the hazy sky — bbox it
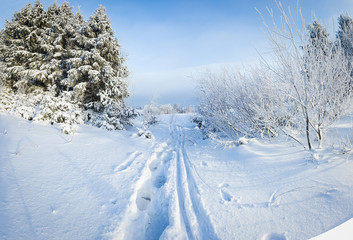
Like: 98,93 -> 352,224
1,0 -> 353,106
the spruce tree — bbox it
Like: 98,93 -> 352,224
68,5 -> 129,111
65,5 -> 130,130
337,14 -> 353,59
337,14 -> 353,84
44,1 -> 75,92
0,1 -> 48,92
0,1 -> 132,131
307,20 -> 330,51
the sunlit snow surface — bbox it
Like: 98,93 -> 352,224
1,112 -> 353,239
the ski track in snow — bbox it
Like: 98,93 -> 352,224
2,114 -> 353,239
169,122 -> 218,240
114,151 -> 143,172
114,115 -> 218,240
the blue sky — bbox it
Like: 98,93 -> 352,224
1,0 -> 353,106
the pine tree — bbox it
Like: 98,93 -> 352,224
44,1 -> 76,93
0,1 -> 132,131
0,1 -> 48,93
307,20 -> 330,53
337,14 -> 353,59
69,5 -> 129,110
65,5 -> 130,130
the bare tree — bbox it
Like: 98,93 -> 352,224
197,2 -> 352,150
197,67 -> 284,140
257,1 -> 352,149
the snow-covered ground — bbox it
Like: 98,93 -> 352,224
1,112 -> 353,239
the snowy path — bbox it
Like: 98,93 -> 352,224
162,117 -> 217,240
113,140 -> 171,239
114,115 -> 218,240
2,113 -> 353,239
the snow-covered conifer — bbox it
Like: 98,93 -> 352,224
66,5 -> 130,129
337,14 -> 353,59
0,1 -> 49,92
307,20 -> 331,55
70,6 -> 129,110
0,1 -> 132,131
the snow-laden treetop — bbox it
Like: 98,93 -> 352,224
0,1 -> 134,132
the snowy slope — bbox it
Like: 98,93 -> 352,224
0,113 -> 153,239
1,112 -> 353,239
311,218 -> 353,240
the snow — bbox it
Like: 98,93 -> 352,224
311,218 -> 353,240
1,112 -> 353,239
0,113 -> 151,239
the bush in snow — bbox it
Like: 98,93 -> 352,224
0,1 -> 132,131
142,104 -> 159,128
259,4 -> 352,149
85,101 -> 137,131
0,85 -> 83,134
197,68 -> 283,140
158,104 -> 174,114
197,4 -> 353,149
0,86 -> 37,119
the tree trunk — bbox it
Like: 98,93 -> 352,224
317,126 -> 322,148
306,115 -> 312,150
317,126 -> 322,141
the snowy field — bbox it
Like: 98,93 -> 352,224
1,112 -> 353,239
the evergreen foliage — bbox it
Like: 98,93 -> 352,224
0,1 -> 133,132
337,14 -> 353,84
337,14 -> 353,59
307,20 -> 331,55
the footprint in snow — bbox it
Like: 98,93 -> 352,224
149,160 -> 160,171
136,191 -> 152,211
262,232 -> 287,240
50,206 -> 57,215
221,189 -> 233,202
154,175 -> 166,188
219,183 -> 233,202
219,183 -> 230,188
